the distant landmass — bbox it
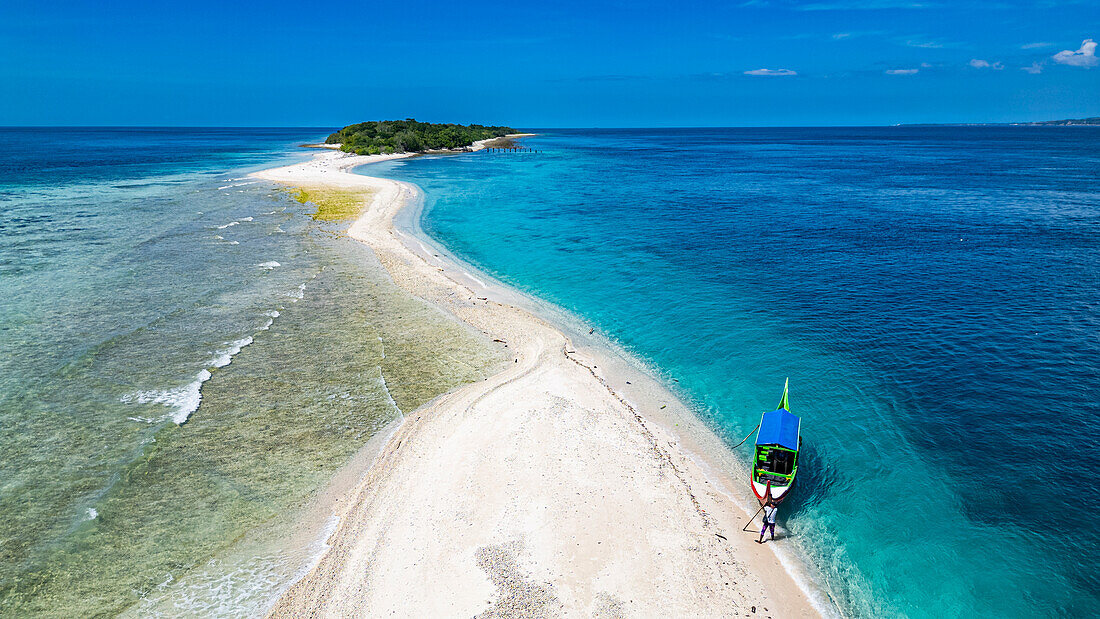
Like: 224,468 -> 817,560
901,117 -> 1100,127
326,119 -> 516,155
1014,117 -> 1100,126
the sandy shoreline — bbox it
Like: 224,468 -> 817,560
251,148 -> 824,617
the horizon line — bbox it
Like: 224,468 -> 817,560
3,122 -> 1097,130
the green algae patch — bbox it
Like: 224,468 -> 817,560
291,187 -> 374,222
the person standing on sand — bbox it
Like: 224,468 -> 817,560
758,499 -> 778,543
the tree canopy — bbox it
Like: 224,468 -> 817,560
326,119 -> 517,155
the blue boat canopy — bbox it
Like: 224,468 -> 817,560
756,408 -> 801,450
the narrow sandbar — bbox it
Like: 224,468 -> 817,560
251,149 -> 822,617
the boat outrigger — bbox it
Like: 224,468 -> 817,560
751,379 -> 802,505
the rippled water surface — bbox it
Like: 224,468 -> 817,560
0,128 -> 499,615
367,128 -> 1100,617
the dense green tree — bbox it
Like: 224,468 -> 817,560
326,119 -> 516,154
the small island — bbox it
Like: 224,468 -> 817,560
326,119 -> 517,155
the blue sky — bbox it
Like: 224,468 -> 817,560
0,0 -> 1096,126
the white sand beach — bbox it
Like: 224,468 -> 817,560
251,149 -> 821,617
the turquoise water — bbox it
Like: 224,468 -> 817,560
366,128 -> 1100,617
0,128 -> 499,615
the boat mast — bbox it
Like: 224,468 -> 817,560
777,377 -> 789,411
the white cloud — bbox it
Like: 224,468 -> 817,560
800,1 -> 937,9
833,33 -> 851,40
969,59 -> 1004,70
743,68 -> 798,76
886,68 -> 919,75
1053,39 -> 1098,67
906,39 -> 944,49
1020,42 -> 1051,49
1021,62 -> 1043,74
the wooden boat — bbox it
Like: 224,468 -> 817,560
751,378 -> 802,504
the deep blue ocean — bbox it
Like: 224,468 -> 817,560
366,128 -> 1100,617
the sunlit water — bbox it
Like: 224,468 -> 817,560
0,128 -> 498,616
366,128 -> 1100,617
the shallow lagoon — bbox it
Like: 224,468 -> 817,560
0,129 -> 499,615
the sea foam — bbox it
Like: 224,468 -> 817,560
122,335 -> 257,425
260,310 -> 280,331
216,181 -> 259,190
122,370 -> 211,425
209,337 -> 254,370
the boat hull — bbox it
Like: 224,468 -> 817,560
752,478 -> 793,504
